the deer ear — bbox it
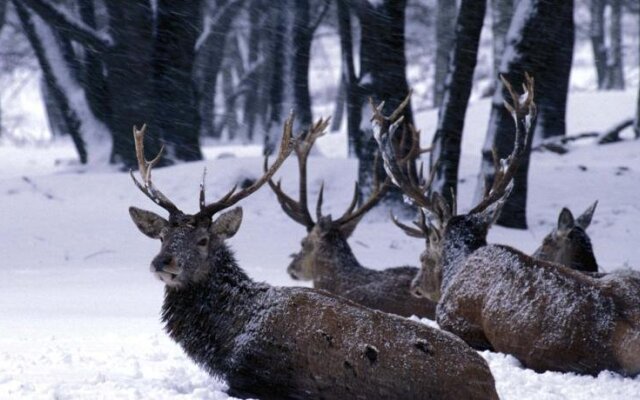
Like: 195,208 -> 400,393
211,207 -> 243,239
576,201 -> 597,230
557,208 -> 575,233
129,207 -> 168,239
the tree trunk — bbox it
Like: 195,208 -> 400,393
433,0 -> 457,108
490,0 -> 513,84
336,0 -> 359,156
606,0 -> 625,90
331,77 -> 346,132
292,0 -> 313,129
354,0 -> 414,205
636,11 -> 640,139
197,0 -> 244,140
103,0 -> 155,166
476,0 -> 574,229
242,0 -> 265,142
430,0 -> 487,208
590,0 -> 607,89
15,2 -> 87,162
533,0 -> 574,140
152,0 -> 202,161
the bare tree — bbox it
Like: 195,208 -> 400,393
429,0 -> 487,207
477,0 -> 574,229
490,0 -> 514,84
433,0 -> 456,108
590,0 -> 625,90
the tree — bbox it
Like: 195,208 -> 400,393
17,0 -> 209,166
490,0 -> 514,84
590,0 -> 625,90
476,0 -> 574,229
429,0 -> 487,208
339,0 -> 415,205
433,0 -> 456,108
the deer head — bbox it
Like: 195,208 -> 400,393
129,119 -> 294,288
533,201 -> 598,272
267,118 -> 391,280
378,74 -> 536,300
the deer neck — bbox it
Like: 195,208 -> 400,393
161,244 -> 266,374
312,232 -> 363,291
568,238 -> 599,272
440,225 -> 487,291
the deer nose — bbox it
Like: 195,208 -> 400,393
152,254 -> 174,272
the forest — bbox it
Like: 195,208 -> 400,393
0,0 -> 639,399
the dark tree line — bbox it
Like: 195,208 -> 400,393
4,0 -> 638,219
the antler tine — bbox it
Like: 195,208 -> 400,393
469,74 -> 536,215
390,211 -> 426,238
266,116 -> 330,229
335,177 -> 391,226
315,181 -> 325,221
197,114 -> 295,219
129,124 -> 181,214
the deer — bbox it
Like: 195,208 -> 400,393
127,118 -> 499,400
267,114 -> 436,319
533,202 -> 600,273
377,73 -> 640,377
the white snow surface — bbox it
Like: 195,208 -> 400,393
1,91 -> 639,399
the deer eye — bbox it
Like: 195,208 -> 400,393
197,238 -> 208,247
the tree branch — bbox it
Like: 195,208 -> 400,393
15,0 -> 112,53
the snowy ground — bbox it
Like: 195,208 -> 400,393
1,91 -> 639,399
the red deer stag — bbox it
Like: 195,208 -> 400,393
128,119 -> 498,399
378,74 -> 640,377
268,114 -> 436,319
533,202 -> 599,273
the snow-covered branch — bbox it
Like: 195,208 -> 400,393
16,0 -> 112,53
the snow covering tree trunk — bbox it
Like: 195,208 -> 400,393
352,0 -> 415,206
433,0 -> 457,108
606,0 -> 625,90
476,0 -> 574,229
429,0 -> 487,209
490,0 -> 514,85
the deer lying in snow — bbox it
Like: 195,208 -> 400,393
268,116 -> 436,319
533,202 -> 599,273
378,74 -> 640,376
128,119 -> 498,400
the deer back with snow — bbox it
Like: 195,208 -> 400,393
128,119 -> 498,399
378,74 -> 640,376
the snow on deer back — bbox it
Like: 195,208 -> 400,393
127,120 -> 498,399
378,74 -> 640,376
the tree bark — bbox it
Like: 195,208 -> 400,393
606,0 -> 625,90
242,0 -> 265,142
590,0 -> 607,89
490,0 -> 513,84
476,0 -> 574,229
336,0 -> 359,156
430,0 -> 487,208
533,0 -> 574,140
353,0 -> 414,205
15,2 -> 87,162
152,0 -> 202,161
433,0 -> 457,108
292,0 -> 313,129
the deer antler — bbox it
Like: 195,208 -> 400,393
130,124 -> 182,215
468,73 -> 536,215
267,117 -> 331,231
196,113 -> 295,220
